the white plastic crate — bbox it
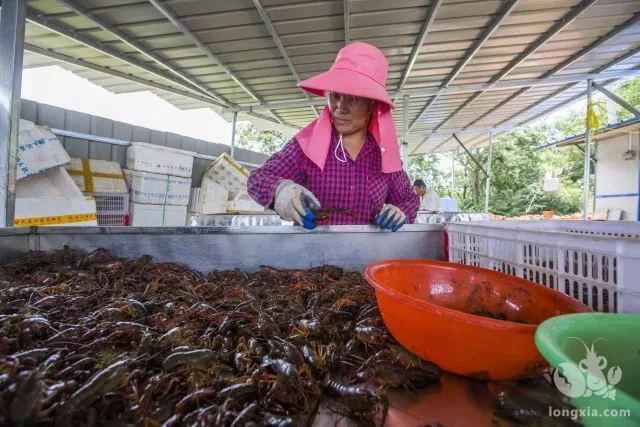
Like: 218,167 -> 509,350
124,169 -> 191,206
94,193 -> 130,226
126,142 -> 194,178
447,220 -> 640,313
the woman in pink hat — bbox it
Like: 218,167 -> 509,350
248,42 -> 419,231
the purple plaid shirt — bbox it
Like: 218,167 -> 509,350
247,130 -> 419,225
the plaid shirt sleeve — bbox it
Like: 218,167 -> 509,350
386,170 -> 420,223
247,139 -> 307,207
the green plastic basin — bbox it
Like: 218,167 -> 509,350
535,313 -> 640,427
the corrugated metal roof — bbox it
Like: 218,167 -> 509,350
22,0 -> 640,154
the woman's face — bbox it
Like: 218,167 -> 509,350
328,92 -> 374,136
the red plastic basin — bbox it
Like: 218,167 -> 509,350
364,259 -> 590,381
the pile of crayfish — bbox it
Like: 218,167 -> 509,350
0,248 -> 441,426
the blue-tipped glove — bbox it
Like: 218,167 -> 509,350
375,204 -> 406,232
274,180 -> 321,230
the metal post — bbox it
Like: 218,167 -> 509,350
583,79 -> 594,220
484,133 -> 494,213
0,0 -> 26,227
450,152 -> 456,195
402,95 -> 409,169
592,139 -> 598,214
230,111 -> 238,159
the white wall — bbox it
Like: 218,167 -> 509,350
595,131 -> 640,220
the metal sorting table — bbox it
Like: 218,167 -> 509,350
188,211 -> 491,227
189,213 -> 287,227
0,225 -> 548,426
0,224 -> 444,271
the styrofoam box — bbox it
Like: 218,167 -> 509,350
188,187 -> 201,214
15,197 -> 98,227
17,120 -> 71,180
16,166 -> 83,199
202,153 -> 249,199
66,158 -> 127,194
125,169 -> 191,206
447,220 -> 640,313
129,202 -> 187,227
189,187 -> 228,215
227,191 -> 264,213
199,181 -> 229,214
127,142 -> 194,178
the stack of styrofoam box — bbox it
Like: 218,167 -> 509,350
65,158 -> 129,226
200,153 -> 263,214
15,120 -> 97,227
125,142 -> 194,226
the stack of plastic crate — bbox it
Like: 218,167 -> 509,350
93,193 -> 130,226
447,220 -> 640,313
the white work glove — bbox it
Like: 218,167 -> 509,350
274,180 -> 321,228
375,204 -> 406,232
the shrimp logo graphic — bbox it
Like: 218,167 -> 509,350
552,337 -> 623,400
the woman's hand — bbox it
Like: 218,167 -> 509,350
375,204 -> 406,231
274,180 -> 321,229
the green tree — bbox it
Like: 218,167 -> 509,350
235,122 -> 288,155
614,77 -> 640,121
407,154 -> 448,195
416,121 -> 585,216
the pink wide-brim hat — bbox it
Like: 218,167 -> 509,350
293,42 -> 402,173
298,42 -> 394,108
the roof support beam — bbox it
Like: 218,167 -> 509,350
53,0 -> 230,105
452,134 -> 488,178
410,0 -> 599,155
252,0 -> 319,118
147,0 -> 286,124
409,0 -> 521,130
344,0 -> 351,44
27,10 -> 228,106
435,68 -> 639,153
147,0 -> 258,103
449,11 -> 640,138
592,81 -> 640,118
397,0 -> 442,92
238,68 -> 640,112
24,44 -> 296,129
25,43 -> 221,106
459,45 -> 640,150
